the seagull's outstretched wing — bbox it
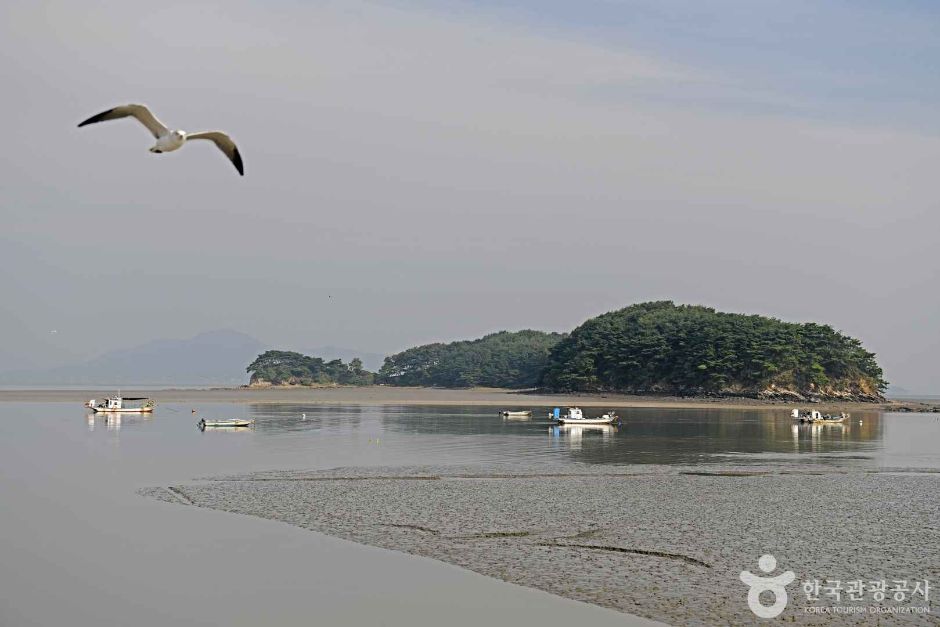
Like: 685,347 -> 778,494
186,131 -> 244,176
78,104 -> 169,139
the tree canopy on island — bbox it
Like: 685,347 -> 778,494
539,301 -> 886,399
245,302 -> 887,400
379,330 -> 565,388
247,350 -> 374,386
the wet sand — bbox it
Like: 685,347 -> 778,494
0,386 -> 915,412
146,464 -> 939,625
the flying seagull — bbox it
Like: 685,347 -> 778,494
78,104 -> 244,175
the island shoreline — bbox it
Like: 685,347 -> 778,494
1,386 -> 935,412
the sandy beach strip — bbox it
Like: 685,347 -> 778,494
0,386 -> 920,412
145,464 -> 939,625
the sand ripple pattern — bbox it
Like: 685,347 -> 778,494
142,465 -> 940,625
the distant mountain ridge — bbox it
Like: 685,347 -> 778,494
0,331 -> 389,386
0,330 -> 265,385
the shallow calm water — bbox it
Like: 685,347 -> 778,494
57,402 -> 932,472
2,401 -> 938,626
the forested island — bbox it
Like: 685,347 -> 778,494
247,330 -> 561,389
246,302 -> 886,401
378,330 -> 564,388
246,351 -> 375,386
539,302 -> 885,401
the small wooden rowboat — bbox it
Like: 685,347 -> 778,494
198,419 -> 253,428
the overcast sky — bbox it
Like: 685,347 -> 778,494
1,0 -> 938,391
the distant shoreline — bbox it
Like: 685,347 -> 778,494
1,386 -> 936,412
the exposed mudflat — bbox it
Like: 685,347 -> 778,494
143,465 -> 940,625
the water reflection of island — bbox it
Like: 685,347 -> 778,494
377,406 -> 885,467
562,408 -> 884,466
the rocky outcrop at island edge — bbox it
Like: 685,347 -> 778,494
757,381 -> 884,403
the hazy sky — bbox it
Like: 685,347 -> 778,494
1,1 -> 938,390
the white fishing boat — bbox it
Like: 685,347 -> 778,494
86,395 -> 154,414
791,409 -> 848,424
198,418 -> 253,429
500,410 -> 532,418
551,407 -> 621,425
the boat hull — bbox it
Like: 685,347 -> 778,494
200,420 -> 253,428
92,407 -> 154,414
556,418 -> 618,425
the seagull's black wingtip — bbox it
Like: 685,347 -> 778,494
77,108 -> 116,128
232,147 -> 244,176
